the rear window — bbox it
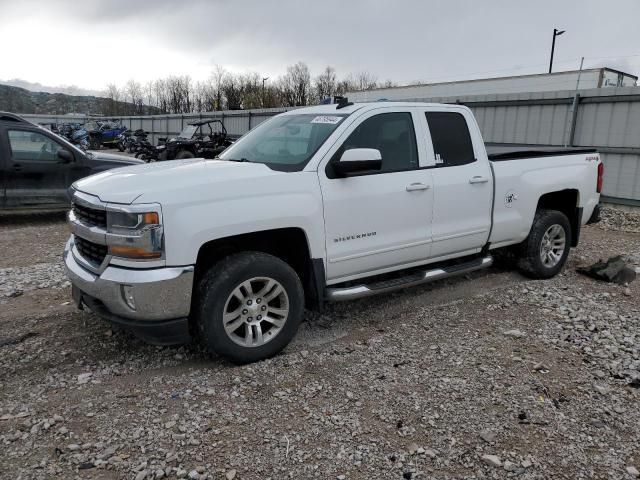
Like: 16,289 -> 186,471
425,112 -> 475,167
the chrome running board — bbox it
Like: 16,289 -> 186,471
326,255 -> 493,302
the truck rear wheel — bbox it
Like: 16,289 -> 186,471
196,252 -> 304,364
517,209 -> 571,279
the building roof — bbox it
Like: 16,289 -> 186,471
350,67 -> 638,93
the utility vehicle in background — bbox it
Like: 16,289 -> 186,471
156,119 -> 234,160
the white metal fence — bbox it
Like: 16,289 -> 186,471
20,86 -> 640,205
21,108 -> 292,146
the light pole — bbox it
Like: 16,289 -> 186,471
549,28 -> 565,73
262,77 -> 269,107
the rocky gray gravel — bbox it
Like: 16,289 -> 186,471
1,207 -> 639,479
600,206 -> 640,234
0,262 -> 69,299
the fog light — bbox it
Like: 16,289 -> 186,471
121,285 -> 136,310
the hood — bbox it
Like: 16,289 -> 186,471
73,158 -> 278,204
86,151 -> 145,166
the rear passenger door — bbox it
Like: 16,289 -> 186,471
421,109 -> 493,259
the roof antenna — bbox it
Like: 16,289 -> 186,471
334,96 -> 353,109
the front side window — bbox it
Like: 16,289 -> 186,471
219,113 -> 348,171
340,112 -> 418,173
8,130 -> 63,162
425,112 -> 475,167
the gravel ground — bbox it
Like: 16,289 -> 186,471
0,207 -> 639,480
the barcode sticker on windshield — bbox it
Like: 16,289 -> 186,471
311,116 -> 342,124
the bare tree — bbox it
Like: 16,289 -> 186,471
314,66 -> 337,102
125,79 -> 144,114
222,73 -> 243,110
144,81 -> 155,109
193,81 -> 205,112
153,79 -> 168,113
211,64 -> 226,111
105,83 -> 121,115
278,62 -> 311,107
343,71 -> 378,92
99,64 -> 393,115
240,72 -> 262,109
261,85 -> 280,108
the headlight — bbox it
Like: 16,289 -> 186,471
106,206 -> 163,260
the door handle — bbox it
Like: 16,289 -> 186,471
469,176 -> 489,184
12,164 -> 22,172
406,183 -> 430,192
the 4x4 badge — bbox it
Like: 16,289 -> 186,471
505,190 -> 518,208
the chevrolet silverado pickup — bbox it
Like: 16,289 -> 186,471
64,101 -> 602,363
0,112 -> 142,211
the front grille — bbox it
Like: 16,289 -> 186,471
73,203 -> 107,228
74,235 -> 107,265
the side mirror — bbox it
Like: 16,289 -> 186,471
57,149 -> 73,163
333,148 -> 382,177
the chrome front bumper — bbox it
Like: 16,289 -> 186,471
64,237 -> 194,322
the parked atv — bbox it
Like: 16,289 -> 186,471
155,119 -> 233,161
117,129 -> 148,153
51,122 -> 90,151
85,121 -> 127,150
134,135 -> 159,162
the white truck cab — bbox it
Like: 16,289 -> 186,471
64,101 -> 602,363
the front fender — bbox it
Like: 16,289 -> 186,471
160,172 -> 326,266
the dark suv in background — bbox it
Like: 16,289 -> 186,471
0,112 -> 142,211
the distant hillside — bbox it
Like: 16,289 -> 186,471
1,78 -> 104,97
0,84 -> 160,115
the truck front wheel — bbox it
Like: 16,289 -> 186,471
517,209 -> 571,279
196,252 -> 304,364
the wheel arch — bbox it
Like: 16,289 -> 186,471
536,189 -> 581,247
194,227 -> 325,311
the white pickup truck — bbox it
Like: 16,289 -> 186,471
64,101 -> 603,363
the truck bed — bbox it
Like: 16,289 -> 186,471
486,144 -> 597,161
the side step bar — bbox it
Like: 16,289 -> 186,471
326,256 -> 493,302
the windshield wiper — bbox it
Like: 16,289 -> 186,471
224,157 -> 252,162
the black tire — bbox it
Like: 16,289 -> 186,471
517,209 -> 572,279
117,143 -> 125,152
196,252 -> 304,364
175,150 -> 195,160
157,150 -> 168,161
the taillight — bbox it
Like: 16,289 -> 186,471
596,162 -> 604,193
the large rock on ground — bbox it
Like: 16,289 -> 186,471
578,256 -> 636,285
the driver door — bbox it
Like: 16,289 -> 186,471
5,129 -> 73,208
319,108 -> 434,283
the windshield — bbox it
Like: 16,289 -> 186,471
84,121 -> 99,132
179,124 -> 198,139
219,113 -> 348,171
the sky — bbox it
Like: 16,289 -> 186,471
1,0 -> 640,95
